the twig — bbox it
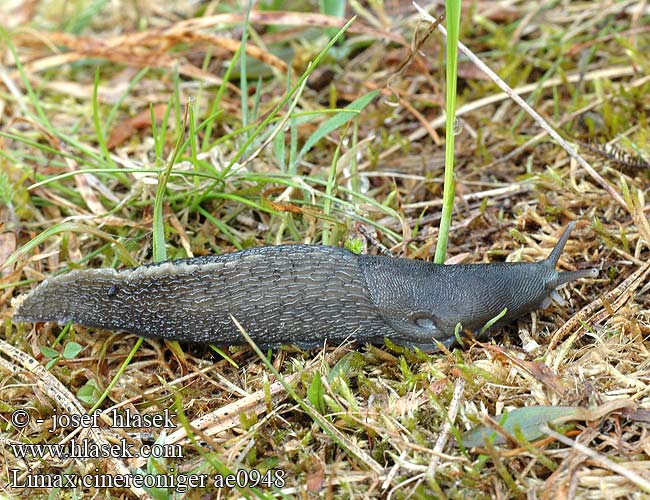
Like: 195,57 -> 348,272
413,2 -> 627,209
547,261 -> 650,353
0,339 -> 150,499
367,64 -> 637,169
542,425 -> 650,493
427,378 -> 466,475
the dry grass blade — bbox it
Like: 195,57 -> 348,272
427,378 -> 465,475
487,72 -> 650,169
12,31 -> 242,92
548,260 -> 650,352
234,316 -> 386,477
413,2 -> 626,209
542,425 -> 650,494
0,339 -> 149,498
166,11 -> 409,46
368,63 -> 640,168
141,350 -> 346,452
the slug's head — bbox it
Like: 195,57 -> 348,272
359,221 -> 598,351
536,221 -> 599,308
439,221 -> 599,340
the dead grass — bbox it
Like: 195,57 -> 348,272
1,0 -> 650,499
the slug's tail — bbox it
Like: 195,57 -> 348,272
12,269 -> 125,329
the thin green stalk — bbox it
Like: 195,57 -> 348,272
435,1 -> 461,264
188,97 -> 199,184
240,0 -> 252,131
218,17 -> 356,181
92,68 -> 117,171
350,118 -> 360,194
89,338 -> 144,414
152,104 -> 188,263
322,122 -> 350,245
201,46 -> 243,153
104,67 -> 149,136
1,222 -> 135,272
233,317 -> 384,476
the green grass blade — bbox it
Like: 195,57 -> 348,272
218,16 -> 357,180
435,0 -> 462,264
240,0 -> 252,131
1,223 -> 135,272
92,68 -> 116,170
294,89 -> 380,167
152,104 -> 187,263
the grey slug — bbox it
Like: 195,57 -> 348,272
12,222 -> 597,351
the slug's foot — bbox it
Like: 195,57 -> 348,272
418,337 -> 457,352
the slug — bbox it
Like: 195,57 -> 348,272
12,222 -> 597,351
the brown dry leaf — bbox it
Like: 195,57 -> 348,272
265,199 -> 307,215
17,32 -> 235,90
130,350 -> 347,468
512,358 -> 570,395
482,343 -> 570,395
445,252 -> 471,265
163,31 -> 288,74
457,61 -> 493,81
107,103 -> 169,150
168,212 -> 193,258
4,0 -> 38,29
621,408 -> 650,424
165,11 -> 408,47
16,23 -> 289,88
12,12 -> 406,96
566,26 -> 650,55
263,195 -> 328,220
63,158 -> 107,217
478,1 -> 521,22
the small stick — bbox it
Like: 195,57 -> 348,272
413,2 -> 627,210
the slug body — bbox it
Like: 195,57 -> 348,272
13,223 -> 597,351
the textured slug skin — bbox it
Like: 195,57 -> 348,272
13,224 -> 597,350
13,246 -> 400,349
